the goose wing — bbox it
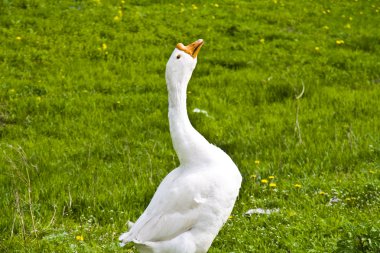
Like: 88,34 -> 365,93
124,167 -> 215,243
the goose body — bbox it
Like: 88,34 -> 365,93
119,39 -> 242,253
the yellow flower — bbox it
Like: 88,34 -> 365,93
288,210 -> 297,217
269,183 -> 276,188
259,38 -> 265,44
336,39 -> 345,45
16,36 -> 22,40
192,4 -> 198,10
255,160 -> 260,165
315,47 -> 320,52
268,176 -> 275,180
102,43 -> 107,50
319,191 -> 327,195
76,235 -> 84,241
294,184 -> 302,188
261,179 -> 268,184
214,3 -> 219,7
228,215 -> 233,219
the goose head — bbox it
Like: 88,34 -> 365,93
166,39 -> 204,91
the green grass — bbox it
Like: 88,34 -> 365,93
1,0 -> 380,252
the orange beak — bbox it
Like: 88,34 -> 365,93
176,39 -> 204,58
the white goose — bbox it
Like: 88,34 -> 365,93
119,39 -> 242,253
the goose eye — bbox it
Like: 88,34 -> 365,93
176,55 -> 181,59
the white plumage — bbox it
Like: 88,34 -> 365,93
119,39 -> 242,253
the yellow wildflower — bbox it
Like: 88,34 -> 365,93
336,39 -> 344,45
294,184 -> 302,188
76,235 -> 84,241
16,36 -> 22,40
269,176 -> 275,180
255,160 -> 260,165
269,183 -> 276,188
102,43 -> 107,50
214,3 -> 219,7
192,4 -> 198,10
261,179 -> 268,184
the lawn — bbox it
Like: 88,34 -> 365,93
1,0 -> 380,252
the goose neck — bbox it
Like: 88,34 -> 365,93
167,83 -> 211,165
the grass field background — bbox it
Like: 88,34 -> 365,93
1,0 -> 380,252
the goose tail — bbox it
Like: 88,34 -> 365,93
118,220 -> 135,247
